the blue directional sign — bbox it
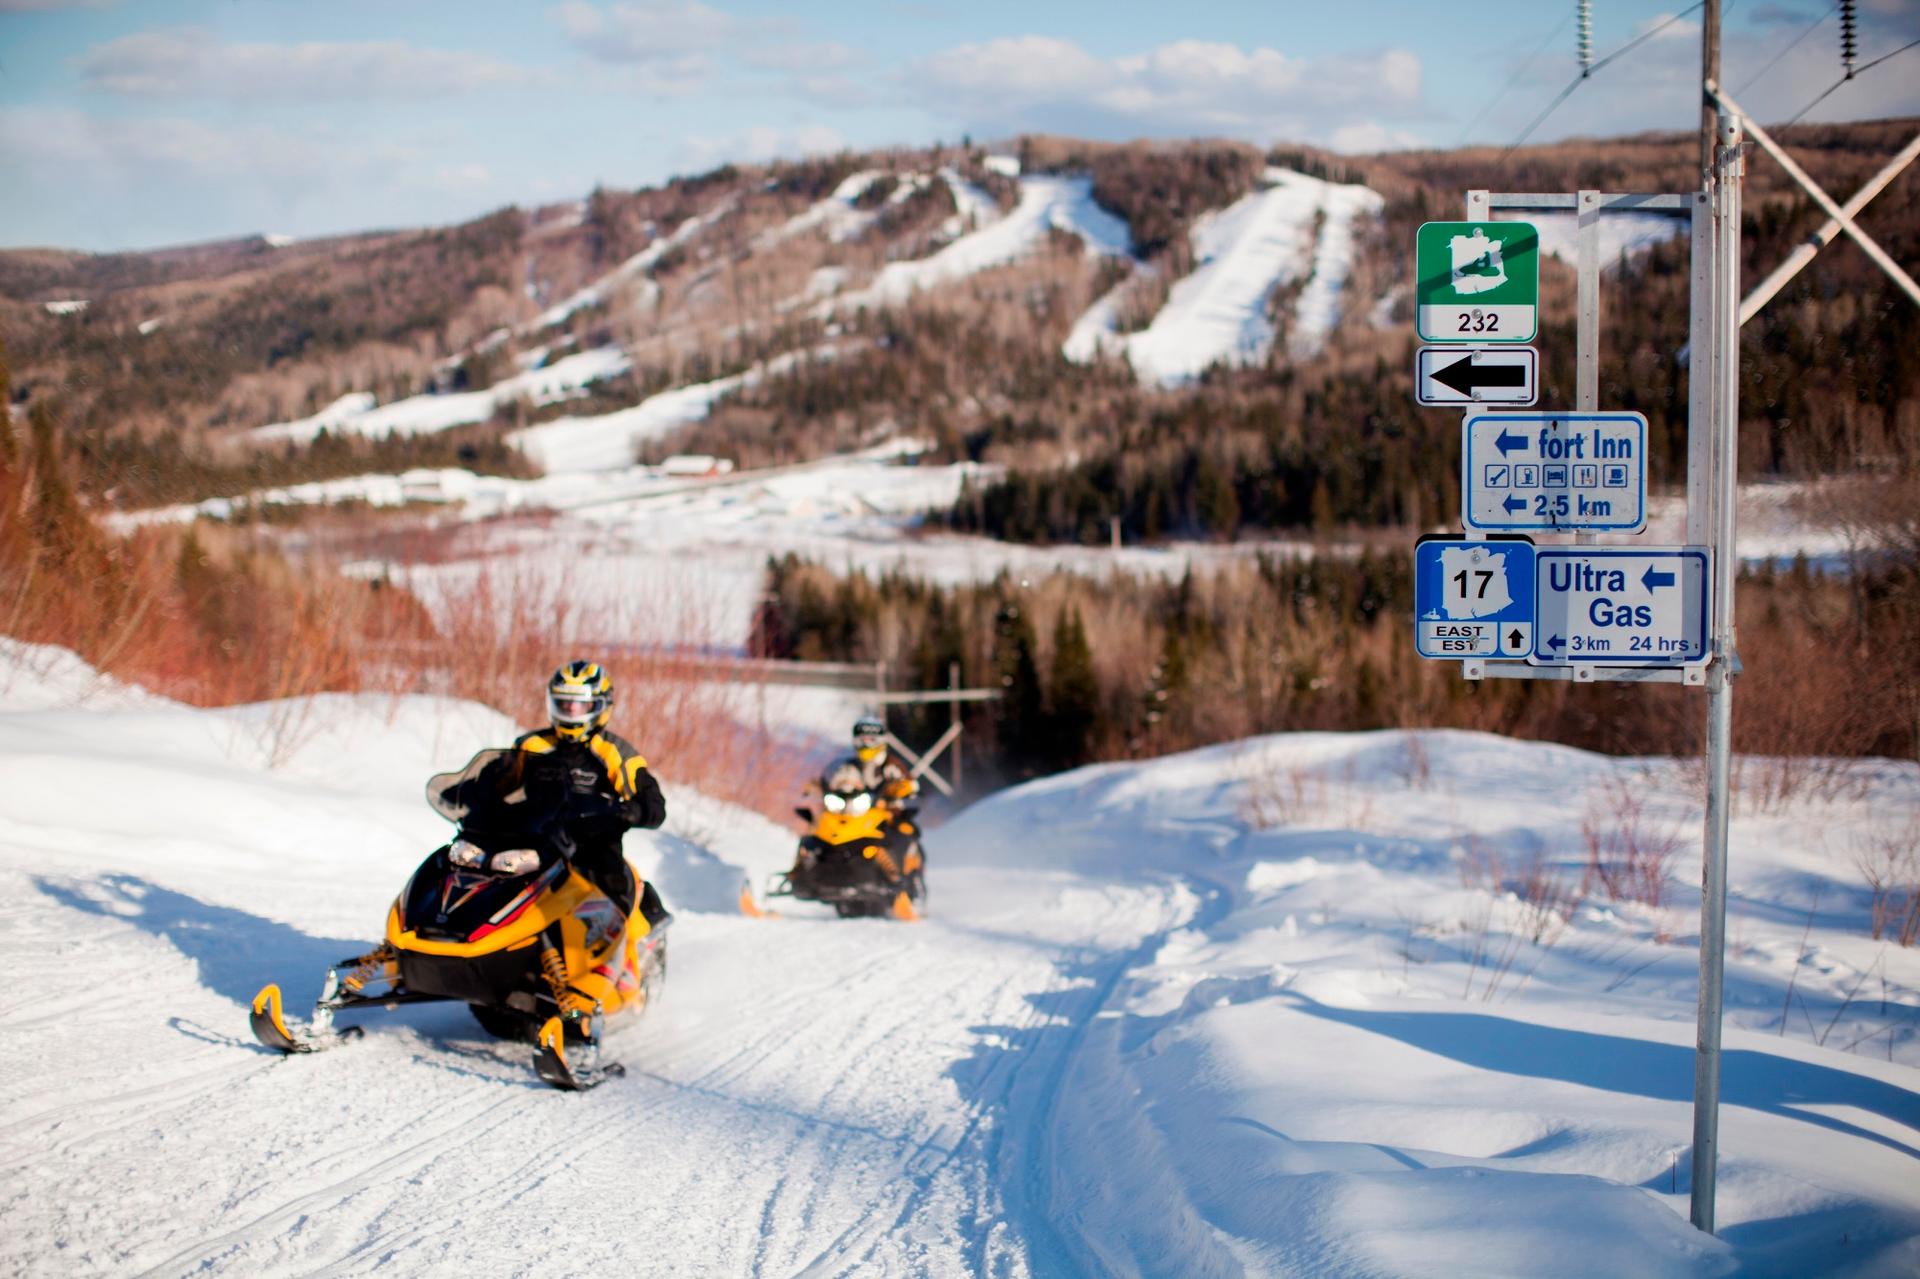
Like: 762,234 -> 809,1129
1531,548 -> 1710,665
1414,538 -> 1537,659
1463,412 -> 1648,533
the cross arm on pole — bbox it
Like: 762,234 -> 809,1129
1706,80 -> 1920,313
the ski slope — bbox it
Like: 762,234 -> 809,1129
2,641 -> 1916,1276
1070,168 -> 1384,385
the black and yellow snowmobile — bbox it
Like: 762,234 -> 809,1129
757,762 -> 925,920
249,748 -> 668,1090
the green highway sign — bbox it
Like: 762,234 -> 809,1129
1416,221 -> 1539,343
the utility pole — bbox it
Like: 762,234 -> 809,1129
1701,0 -> 1721,180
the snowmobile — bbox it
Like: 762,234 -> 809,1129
757,765 -> 925,920
249,748 -> 668,1090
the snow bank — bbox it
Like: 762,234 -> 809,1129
940,730 -> 1920,1274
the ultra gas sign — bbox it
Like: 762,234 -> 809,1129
1416,221 -> 1539,343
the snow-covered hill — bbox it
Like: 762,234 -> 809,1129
1066,167 -> 1384,385
2,642 -> 1914,1276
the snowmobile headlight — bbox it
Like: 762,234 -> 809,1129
489,849 -> 541,875
448,839 -> 486,868
822,792 -> 847,813
844,792 -> 873,816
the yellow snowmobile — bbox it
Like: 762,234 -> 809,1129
760,762 -> 925,920
249,748 -> 668,1090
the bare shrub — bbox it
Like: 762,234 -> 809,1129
1238,755 -> 1375,832
1580,776 -> 1686,911
1855,814 -> 1920,946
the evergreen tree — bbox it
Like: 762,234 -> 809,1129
1046,606 -> 1099,769
991,597 -> 1044,777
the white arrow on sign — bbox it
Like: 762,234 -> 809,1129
1415,346 -> 1538,407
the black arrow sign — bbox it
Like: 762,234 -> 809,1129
1506,628 -> 1525,651
1432,353 -> 1528,398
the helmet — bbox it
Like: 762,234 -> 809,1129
547,660 -> 613,741
852,715 -> 886,764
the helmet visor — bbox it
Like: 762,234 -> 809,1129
548,689 -> 607,726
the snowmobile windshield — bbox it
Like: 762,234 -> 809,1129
425,748 -> 570,836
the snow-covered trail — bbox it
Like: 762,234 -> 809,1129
3,644 -> 1917,1276
0,863 -> 1178,1276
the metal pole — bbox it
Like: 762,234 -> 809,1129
1690,106 -> 1743,1238
1709,83 -> 1920,311
1738,130 -> 1920,326
949,660 -> 963,793
1576,188 -> 1601,548
1701,0 -> 1721,181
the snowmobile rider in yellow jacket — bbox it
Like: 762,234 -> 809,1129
850,715 -> 921,856
851,715 -> 917,802
515,660 -> 669,931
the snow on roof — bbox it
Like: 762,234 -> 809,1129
1069,167 -> 1381,386
43,299 -> 88,316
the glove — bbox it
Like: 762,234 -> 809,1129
624,771 -> 666,830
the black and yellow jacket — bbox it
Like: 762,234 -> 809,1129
513,728 -> 666,832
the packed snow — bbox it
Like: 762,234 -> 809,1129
1,640 -> 1915,1275
1070,167 -> 1384,385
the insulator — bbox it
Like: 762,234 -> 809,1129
1840,0 -> 1858,78
1577,0 -> 1594,77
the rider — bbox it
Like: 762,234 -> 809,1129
516,660 -> 669,934
848,715 -> 920,865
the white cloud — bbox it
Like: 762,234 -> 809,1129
677,123 -> 845,172
907,36 -> 1424,150
742,41 -> 859,73
556,0 -> 739,62
78,29 -> 537,100
1330,121 -> 1425,153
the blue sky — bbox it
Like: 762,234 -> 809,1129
4,0 -> 1917,250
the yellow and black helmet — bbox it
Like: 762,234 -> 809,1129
547,660 -> 613,741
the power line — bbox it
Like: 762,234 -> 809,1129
1782,36 -> 1920,127
1457,5 -> 1576,146
1499,1 -> 1708,160
1587,1 -> 1708,77
1735,2 -> 1836,95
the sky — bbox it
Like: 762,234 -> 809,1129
3,0 -> 1918,251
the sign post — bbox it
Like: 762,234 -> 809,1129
1415,347 -> 1539,407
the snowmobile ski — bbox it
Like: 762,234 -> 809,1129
533,1013 -> 625,1091
738,876 -> 778,919
249,982 -> 364,1054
